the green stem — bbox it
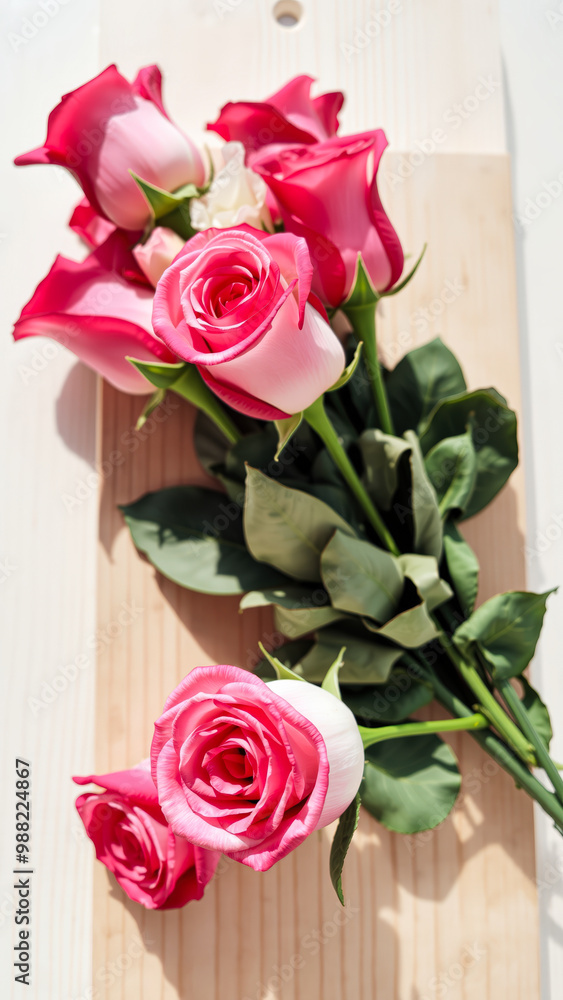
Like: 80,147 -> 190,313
436,605 -> 536,765
403,653 -> 563,833
304,396 -> 399,554
359,712 -> 488,749
344,306 -> 395,435
498,677 -> 563,803
431,619 -> 536,765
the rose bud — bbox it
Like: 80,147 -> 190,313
152,224 -> 346,420
151,665 -> 365,872
15,64 -> 205,231
190,142 -> 273,233
13,231 -> 176,394
208,75 -> 344,165
74,762 -> 220,910
133,227 -> 186,287
254,130 -> 404,308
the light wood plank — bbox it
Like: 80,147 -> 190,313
93,152 -> 539,999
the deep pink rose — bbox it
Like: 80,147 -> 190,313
74,762 -> 220,910
69,197 -> 116,249
13,231 -> 176,394
152,224 -> 345,420
15,64 -> 204,230
255,131 -> 404,308
151,665 -> 365,872
208,75 -> 343,166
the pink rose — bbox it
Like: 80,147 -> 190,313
208,75 -> 344,167
133,227 -> 186,287
13,231 -> 176,394
255,131 -> 404,308
74,762 -> 220,910
152,224 -> 345,420
151,665 -> 365,872
69,197 -> 116,249
15,64 -> 204,231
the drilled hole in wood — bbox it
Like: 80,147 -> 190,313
273,0 -> 303,27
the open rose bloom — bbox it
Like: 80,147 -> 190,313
151,666 -> 365,872
74,762 -> 220,909
152,225 -> 346,418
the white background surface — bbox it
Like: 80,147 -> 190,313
0,0 -> 561,996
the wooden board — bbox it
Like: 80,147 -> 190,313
93,152 -> 539,1000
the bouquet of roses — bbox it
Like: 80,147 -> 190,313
14,64 -> 562,911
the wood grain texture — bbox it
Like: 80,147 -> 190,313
0,4 -> 101,998
93,152 -> 539,999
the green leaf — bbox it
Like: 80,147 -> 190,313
386,337 -> 466,436
418,389 -> 518,520
343,674 -> 433,724
128,358 -> 188,389
330,793 -> 361,905
453,589 -> 555,679
359,430 -> 411,511
259,642 -> 306,682
274,414 -> 303,461
365,603 -> 440,648
121,486 -> 288,595
442,521 -> 479,616
361,734 -> 461,834
398,553 -> 453,613
240,586 -> 345,639
405,431 -> 443,560
260,630 -> 403,684
321,646 -> 346,699
424,428 -> 477,518
518,677 -> 553,750
327,342 -> 363,392
321,530 -> 404,623
244,467 -> 356,582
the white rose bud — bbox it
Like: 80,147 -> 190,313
190,141 -> 273,232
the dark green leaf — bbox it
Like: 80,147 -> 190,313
240,586 -> 345,639
365,603 -> 440,648
424,429 -> 477,517
453,590 -> 555,679
398,553 -> 453,613
343,672 -> 433,724
244,467 -> 356,582
361,734 -> 461,833
442,521 -> 479,616
260,629 -> 402,684
121,486 -> 288,595
386,338 -> 467,436
419,389 -> 518,520
321,530 -> 404,622
405,431 -> 443,560
330,793 -> 361,905
518,677 -> 553,750
359,429 -> 411,511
